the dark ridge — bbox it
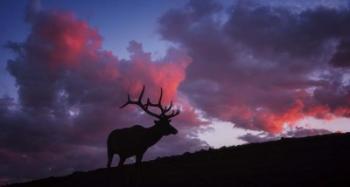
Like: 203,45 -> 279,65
5,133 -> 350,187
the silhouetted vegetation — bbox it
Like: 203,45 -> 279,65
6,133 -> 350,187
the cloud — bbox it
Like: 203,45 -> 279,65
225,4 -> 350,57
330,38 -> 350,67
2,0 -> 350,184
1,1 -> 204,184
238,127 -> 332,143
159,0 -> 350,133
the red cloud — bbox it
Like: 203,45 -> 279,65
10,8 -> 193,110
3,0 -> 350,184
29,11 -> 102,70
306,105 -> 333,120
123,41 -> 191,103
2,4 -> 199,184
255,100 -> 304,133
159,0 -> 350,134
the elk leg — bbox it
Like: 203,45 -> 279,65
118,156 -> 126,167
107,151 -> 113,168
136,153 -> 143,167
135,153 -> 144,185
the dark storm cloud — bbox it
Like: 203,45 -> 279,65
0,1 -> 206,184
331,38 -> 350,67
2,0 -> 350,184
225,4 -> 350,58
159,0 -> 350,133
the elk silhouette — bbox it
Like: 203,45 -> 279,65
107,86 -> 180,168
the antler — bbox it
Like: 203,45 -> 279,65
120,85 -> 180,119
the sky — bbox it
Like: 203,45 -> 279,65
1,0 -> 350,184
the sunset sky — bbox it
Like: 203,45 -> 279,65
1,0 -> 350,184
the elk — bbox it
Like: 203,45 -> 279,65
107,86 -> 180,168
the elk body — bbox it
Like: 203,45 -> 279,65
107,86 -> 180,168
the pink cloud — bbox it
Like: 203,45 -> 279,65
1,3 -> 199,184
159,0 -> 350,134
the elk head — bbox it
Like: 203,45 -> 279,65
120,85 -> 180,135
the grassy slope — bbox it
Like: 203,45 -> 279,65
6,133 -> 350,187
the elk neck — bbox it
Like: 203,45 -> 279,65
146,124 -> 165,145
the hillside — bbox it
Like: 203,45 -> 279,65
6,133 -> 350,187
